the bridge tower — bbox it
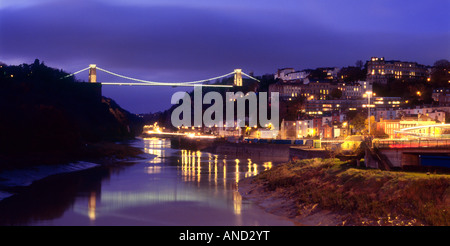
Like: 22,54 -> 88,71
89,64 -> 97,83
234,69 -> 242,86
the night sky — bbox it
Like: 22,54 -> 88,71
1,0 -> 449,113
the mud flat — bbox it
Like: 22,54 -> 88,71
238,177 -> 346,226
239,158 -> 450,226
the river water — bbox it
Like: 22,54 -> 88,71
0,138 -> 294,226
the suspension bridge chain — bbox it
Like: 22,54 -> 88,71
61,65 -> 260,87
96,67 -> 236,86
241,71 -> 260,82
60,67 -> 90,79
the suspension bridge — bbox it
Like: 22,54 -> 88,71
62,64 -> 260,87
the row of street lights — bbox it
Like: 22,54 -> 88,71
366,91 -> 373,136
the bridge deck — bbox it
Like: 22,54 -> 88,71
373,139 -> 450,149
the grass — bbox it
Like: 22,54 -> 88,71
256,158 -> 450,226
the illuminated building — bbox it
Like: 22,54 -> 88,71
337,81 -> 373,99
375,108 -> 398,121
280,120 -> 297,139
296,119 -> 314,138
377,115 -> 438,138
367,57 -> 428,84
432,88 -> 450,106
268,81 -> 338,102
268,82 -> 303,101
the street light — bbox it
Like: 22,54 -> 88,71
366,91 -> 373,135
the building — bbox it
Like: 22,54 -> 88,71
325,67 -> 340,80
304,96 -> 403,115
275,68 -> 295,81
376,119 -> 400,138
338,83 -> 362,99
337,81 -> 372,100
432,88 -> 450,106
296,119 -> 314,138
268,82 -> 303,101
320,123 -> 334,139
304,82 -> 338,100
280,120 -> 297,139
258,129 -> 279,139
268,81 -> 338,102
376,115 -> 437,138
375,108 -> 398,121
283,70 -> 310,82
398,106 -> 449,122
425,110 -> 446,123
375,106 -> 448,123
367,57 -> 428,84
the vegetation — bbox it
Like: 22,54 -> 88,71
0,60 -> 144,169
337,64 -> 366,82
430,59 -> 450,88
255,158 -> 450,226
373,59 -> 450,106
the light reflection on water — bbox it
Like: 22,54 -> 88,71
176,148 -> 273,216
0,137 -> 293,226
82,138 -> 284,225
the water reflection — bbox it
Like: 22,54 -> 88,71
88,191 -> 97,221
0,138 -> 288,226
176,141 -> 273,216
143,137 -> 170,163
178,148 -> 272,185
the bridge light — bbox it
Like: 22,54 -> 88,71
89,64 -> 97,83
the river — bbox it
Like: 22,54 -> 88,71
0,138 -> 295,226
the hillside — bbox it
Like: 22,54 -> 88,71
0,60 -> 144,169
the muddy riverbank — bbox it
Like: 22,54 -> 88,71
238,158 -> 450,226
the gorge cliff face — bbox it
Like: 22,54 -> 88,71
0,60 -> 143,167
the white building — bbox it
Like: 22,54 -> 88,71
425,110 -> 446,123
358,81 -> 372,94
284,70 -> 310,81
326,67 -> 340,80
296,119 -> 314,138
375,108 -> 398,121
275,68 -> 310,82
275,68 -> 295,80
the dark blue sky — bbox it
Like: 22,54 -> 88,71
1,0 -> 449,113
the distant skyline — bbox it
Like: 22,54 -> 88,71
1,0 -> 449,113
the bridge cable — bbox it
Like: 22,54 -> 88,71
96,66 -> 235,85
241,71 -> 260,82
60,67 -> 90,79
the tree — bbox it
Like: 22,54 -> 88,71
347,111 -> 366,134
282,96 -> 305,121
308,68 -> 328,81
337,66 -> 366,82
364,116 -> 377,135
431,59 -> 450,88
330,88 -> 342,99
355,60 -> 363,69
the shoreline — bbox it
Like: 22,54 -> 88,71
238,177 -> 347,226
0,139 -> 154,202
238,158 -> 450,226
0,139 -> 148,171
